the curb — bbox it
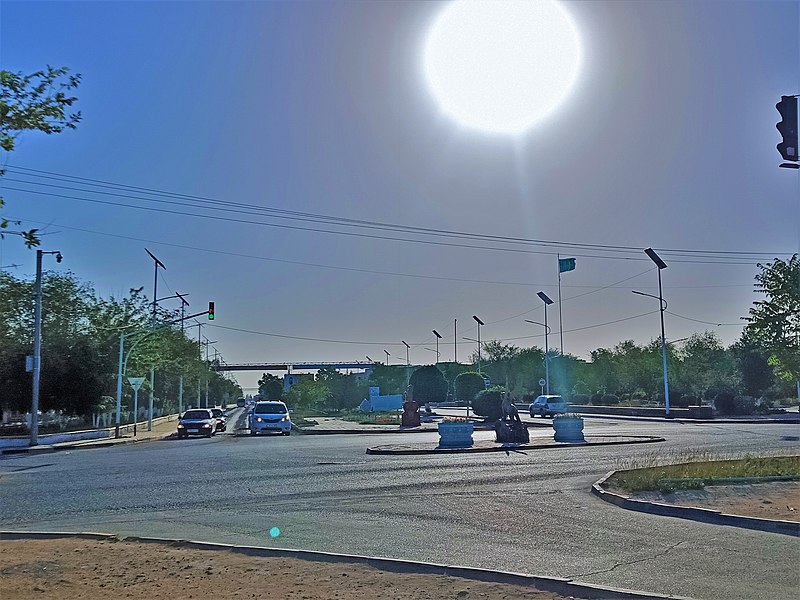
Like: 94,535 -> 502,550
577,415 -> 800,425
0,431 -> 175,457
366,435 -> 665,455
0,530 -> 694,600
591,471 -> 800,537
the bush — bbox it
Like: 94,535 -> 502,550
590,393 -> 603,405
714,392 -> 736,415
670,392 -> 690,408
521,393 -> 536,404
454,372 -> 486,405
572,380 -> 591,397
571,393 -> 589,405
600,394 -> 620,405
472,388 -> 504,421
733,395 -> 757,416
409,365 -> 448,405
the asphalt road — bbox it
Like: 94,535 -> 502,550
1,410 -> 798,600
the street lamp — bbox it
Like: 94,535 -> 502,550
402,340 -> 411,386
432,330 -> 442,364
535,292 -> 554,395
472,315 -> 484,373
30,249 -> 62,446
639,247 -> 670,416
384,349 -> 390,365
525,318 -> 552,394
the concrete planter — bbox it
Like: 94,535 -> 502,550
552,416 -> 585,443
438,421 -> 474,447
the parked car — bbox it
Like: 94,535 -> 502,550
529,395 -> 568,417
236,398 -> 246,407
177,409 -> 218,438
210,407 -> 227,432
249,401 -> 292,436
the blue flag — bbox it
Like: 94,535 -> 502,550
558,257 -> 576,273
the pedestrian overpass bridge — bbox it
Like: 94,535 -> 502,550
210,361 -> 378,373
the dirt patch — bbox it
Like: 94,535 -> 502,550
630,481 -> 800,522
0,538 -> 584,600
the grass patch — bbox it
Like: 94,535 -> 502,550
292,416 -> 319,428
607,454 -> 800,494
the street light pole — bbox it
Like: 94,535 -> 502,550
384,349 -> 390,365
641,247 -> 670,416
432,330 -> 442,364
525,317 -> 552,395
454,319 -> 457,363
472,315 -> 484,373
535,292 -> 554,395
30,249 -> 62,446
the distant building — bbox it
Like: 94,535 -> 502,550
283,373 -> 313,392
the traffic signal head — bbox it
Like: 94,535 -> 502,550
208,301 -> 215,320
776,95 -> 798,162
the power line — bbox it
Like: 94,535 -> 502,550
666,310 -> 744,327
6,164 -> 792,263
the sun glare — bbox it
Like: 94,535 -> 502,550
423,0 -> 582,135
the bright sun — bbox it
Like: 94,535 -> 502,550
423,0 -> 582,135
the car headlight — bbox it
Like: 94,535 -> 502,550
202,423 -> 211,428
177,424 -> 185,428
281,416 -> 289,422
256,417 -> 262,422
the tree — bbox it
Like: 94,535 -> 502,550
1,66 -> 82,247
743,255 -> 800,388
285,379 -> 328,412
453,371 -> 485,405
258,373 -> 283,400
408,365 -> 447,405
472,387 -> 504,421
367,364 -> 406,396
316,368 -> 362,410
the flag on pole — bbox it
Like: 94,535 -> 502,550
558,257 -> 576,273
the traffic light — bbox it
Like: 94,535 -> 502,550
208,302 -> 215,320
776,95 -> 798,163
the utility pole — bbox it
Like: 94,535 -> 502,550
30,250 -> 62,446
454,318 -> 457,363
144,249 -> 165,431
177,292 -> 189,415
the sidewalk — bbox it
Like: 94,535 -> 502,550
296,416 -> 440,435
1,415 -> 178,456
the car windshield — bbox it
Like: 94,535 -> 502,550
182,411 -> 210,420
254,403 -> 286,414
211,409 -> 223,417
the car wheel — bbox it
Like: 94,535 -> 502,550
249,430 -> 256,436
284,431 -> 291,436
540,409 -> 546,417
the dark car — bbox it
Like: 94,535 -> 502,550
177,409 -> 218,438
210,407 -> 227,432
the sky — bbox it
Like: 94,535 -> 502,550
1,0 -> 798,393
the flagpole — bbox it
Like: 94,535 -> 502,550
557,254 -> 564,355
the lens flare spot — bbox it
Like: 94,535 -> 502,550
269,527 -> 281,538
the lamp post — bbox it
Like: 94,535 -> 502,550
384,349 -> 390,365
536,292 -> 554,394
525,318 -> 552,394
424,348 -> 440,362
639,247 -> 670,416
432,330 -> 442,364
453,319 -> 458,363
30,249 -> 62,446
472,315 -> 484,373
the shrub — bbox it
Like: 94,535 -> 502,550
733,395 -> 757,416
572,380 -> 591,397
521,393 -> 536,404
601,394 -> 620,405
571,393 -> 589,405
670,392 -> 690,408
409,365 -> 448,405
590,393 -> 604,406
472,388 -> 504,421
714,392 -> 736,415
454,371 -> 486,405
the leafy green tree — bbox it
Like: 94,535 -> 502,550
472,387 -> 505,420
258,373 -> 283,400
1,66 -> 82,246
743,255 -> 799,388
285,378 -> 329,412
316,368 -> 362,410
367,364 -> 406,395
408,365 -> 447,405
453,371 -> 485,404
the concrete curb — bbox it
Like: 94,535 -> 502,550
579,415 -> 800,425
0,431 -> 175,456
0,530 -> 694,600
366,435 -> 665,455
591,471 -> 800,537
